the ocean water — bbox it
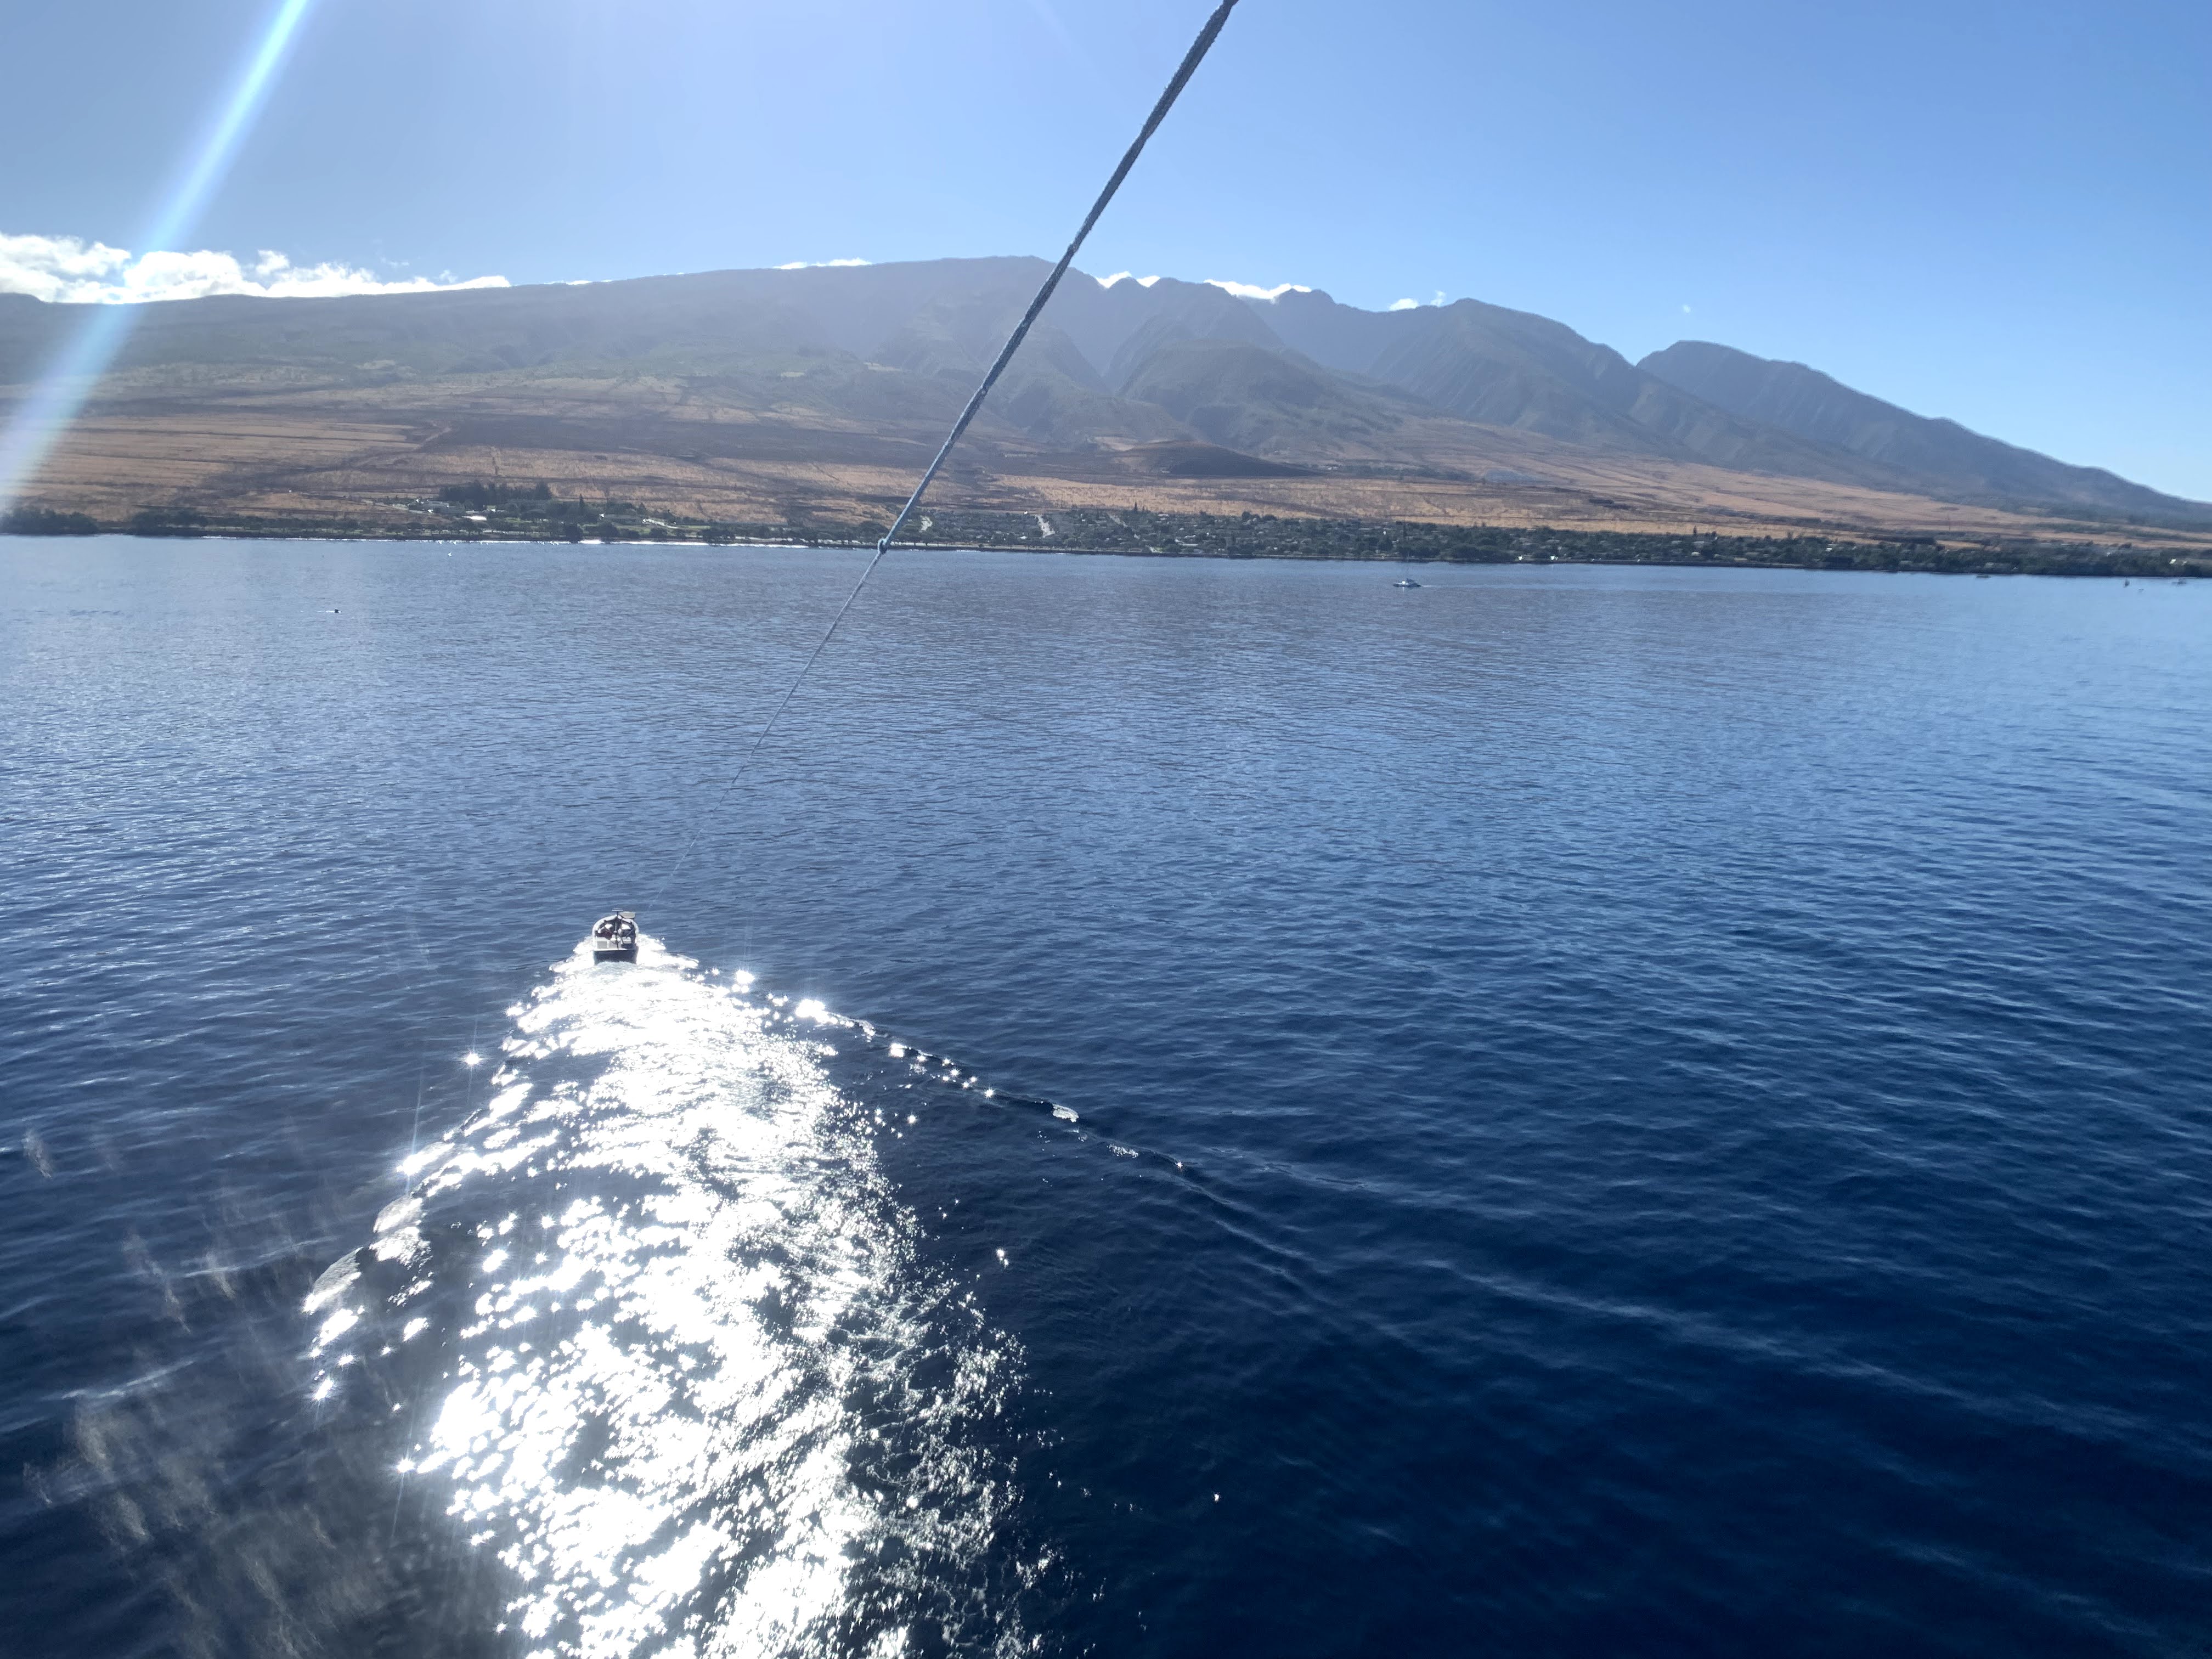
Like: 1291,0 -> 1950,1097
3,537 -> 2208,1658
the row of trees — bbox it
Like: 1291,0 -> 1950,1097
1,506 -> 99,535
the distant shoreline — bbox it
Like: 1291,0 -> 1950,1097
5,501 -> 2207,579
8,533 -> 2203,592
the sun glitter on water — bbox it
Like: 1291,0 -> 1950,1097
304,936 -> 1036,1658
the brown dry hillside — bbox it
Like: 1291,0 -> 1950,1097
4,259 -> 2207,553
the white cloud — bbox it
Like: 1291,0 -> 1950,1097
1098,272 -> 1163,288
0,232 -> 507,303
1205,279 -> 1312,302
1389,297 -> 1420,311
775,257 -> 871,270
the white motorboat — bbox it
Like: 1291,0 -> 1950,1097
590,911 -> 639,963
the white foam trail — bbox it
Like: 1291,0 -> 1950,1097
310,936 -> 1026,1658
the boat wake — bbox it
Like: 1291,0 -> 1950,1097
306,936 -> 1034,1658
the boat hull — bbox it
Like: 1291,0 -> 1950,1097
588,910 -> 639,962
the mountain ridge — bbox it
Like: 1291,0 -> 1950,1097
1637,340 -> 2187,519
2,257 -> 2205,537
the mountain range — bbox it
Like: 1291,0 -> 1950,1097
2,256 -> 2204,541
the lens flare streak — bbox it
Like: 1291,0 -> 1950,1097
0,0 -> 321,510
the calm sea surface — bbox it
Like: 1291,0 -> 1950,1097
3,538 -> 2209,1658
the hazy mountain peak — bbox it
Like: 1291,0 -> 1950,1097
1641,340 -> 2208,518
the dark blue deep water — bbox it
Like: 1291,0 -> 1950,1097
4,538 -> 2209,1658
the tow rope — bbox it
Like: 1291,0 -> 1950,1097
654,0 -> 1241,905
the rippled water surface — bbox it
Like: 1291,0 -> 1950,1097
4,538 -> 2209,1657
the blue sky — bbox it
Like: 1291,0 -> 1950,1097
3,0 -> 2207,498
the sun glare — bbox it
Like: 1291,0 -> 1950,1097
0,0 -> 322,511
